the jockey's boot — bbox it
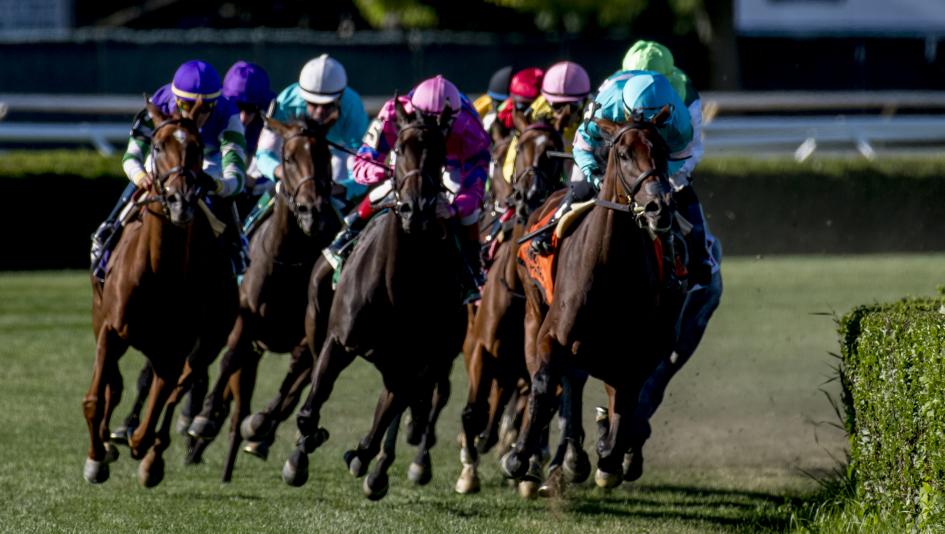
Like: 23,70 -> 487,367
674,185 -> 712,287
91,182 -> 138,280
459,222 -> 485,303
241,188 -> 275,236
528,180 -> 597,256
322,211 -> 367,271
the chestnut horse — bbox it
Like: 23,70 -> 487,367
185,117 -> 340,481
501,111 -> 685,490
83,98 -> 238,487
280,100 -> 467,500
456,111 -> 578,496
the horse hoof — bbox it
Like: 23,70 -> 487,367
242,440 -> 269,460
594,468 -> 623,489
103,442 -> 120,464
518,479 -> 539,499
623,449 -> 644,482
137,452 -> 165,488
300,428 -> 330,453
407,461 -> 432,486
500,450 -> 527,479
187,416 -> 219,440
563,446 -> 591,484
363,472 -> 389,501
344,450 -> 367,478
175,415 -> 193,437
83,458 -> 110,484
240,413 -> 269,441
539,465 -> 566,498
282,449 -> 309,487
455,464 -> 480,494
109,425 -> 134,446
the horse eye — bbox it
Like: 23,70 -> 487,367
618,150 -> 629,160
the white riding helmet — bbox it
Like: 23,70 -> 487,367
299,54 -> 347,104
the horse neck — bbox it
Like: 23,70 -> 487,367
588,160 -> 648,269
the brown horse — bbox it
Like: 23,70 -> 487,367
500,111 -> 685,490
456,112 -> 574,495
83,97 -> 238,487
281,100 -> 467,500
184,117 -> 340,481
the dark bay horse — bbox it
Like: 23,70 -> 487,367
281,100 -> 467,500
500,111 -> 685,490
84,98 -> 238,487
184,117 -> 340,481
456,111 -> 577,496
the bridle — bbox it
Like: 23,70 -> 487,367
596,122 -> 672,232
278,128 -> 331,223
136,117 -> 206,219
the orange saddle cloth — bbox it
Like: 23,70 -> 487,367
517,209 -> 559,305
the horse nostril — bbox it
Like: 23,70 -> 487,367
397,202 -> 412,215
644,200 -> 661,214
167,192 -> 181,205
297,204 -> 311,215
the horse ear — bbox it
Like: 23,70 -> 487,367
439,105 -> 455,131
184,96 -> 204,121
144,93 -> 166,124
652,105 -> 672,127
594,118 -> 621,144
264,115 -> 292,139
511,107 -> 530,134
394,93 -> 412,127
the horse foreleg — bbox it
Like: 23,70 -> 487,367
189,317 -> 254,442
501,330 -> 560,481
83,327 -> 126,483
282,337 -> 353,487
111,361 -> 152,446
594,384 -> 635,489
242,342 -> 312,448
221,351 -> 260,482
363,411 -> 402,501
456,342 -> 494,494
346,387 -> 406,500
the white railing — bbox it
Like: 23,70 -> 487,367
2,92 -> 945,159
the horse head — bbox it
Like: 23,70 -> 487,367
596,106 -> 674,235
144,95 -> 205,226
392,96 -> 449,235
508,109 -> 565,225
264,116 -> 334,236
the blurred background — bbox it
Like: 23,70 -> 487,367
2,0 -> 945,269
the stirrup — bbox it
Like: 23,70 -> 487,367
322,248 -> 343,271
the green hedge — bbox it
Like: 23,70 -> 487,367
839,298 -> 945,529
2,151 -> 945,269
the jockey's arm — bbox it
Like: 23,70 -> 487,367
215,113 -> 248,197
572,118 -> 603,187
448,150 -> 489,225
351,99 -> 400,187
121,109 -> 154,187
670,98 -> 704,187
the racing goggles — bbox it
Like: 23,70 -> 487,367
176,98 -> 216,114
626,104 -> 673,123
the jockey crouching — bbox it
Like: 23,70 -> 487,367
90,60 -> 249,280
246,54 -> 370,234
530,68 -> 714,287
324,75 -> 491,303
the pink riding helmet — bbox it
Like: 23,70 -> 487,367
411,75 -> 463,115
541,61 -> 591,104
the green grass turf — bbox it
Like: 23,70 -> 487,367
0,255 -> 942,533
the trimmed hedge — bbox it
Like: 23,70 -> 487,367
840,298 -> 945,528
2,151 -> 945,269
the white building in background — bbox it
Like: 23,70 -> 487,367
0,0 -> 72,31
736,0 -> 945,36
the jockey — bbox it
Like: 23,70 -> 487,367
499,61 -> 591,184
473,65 -> 514,135
494,67 -> 544,130
221,60 -> 275,218
530,68 -> 715,287
90,59 -> 248,280
252,54 -> 369,203
325,75 -> 491,301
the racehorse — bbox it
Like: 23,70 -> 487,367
83,97 -> 238,487
185,117 -> 340,482
500,110 -> 686,490
456,110 -> 585,496
280,98 -> 467,500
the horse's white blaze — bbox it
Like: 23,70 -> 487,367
172,128 -> 187,144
